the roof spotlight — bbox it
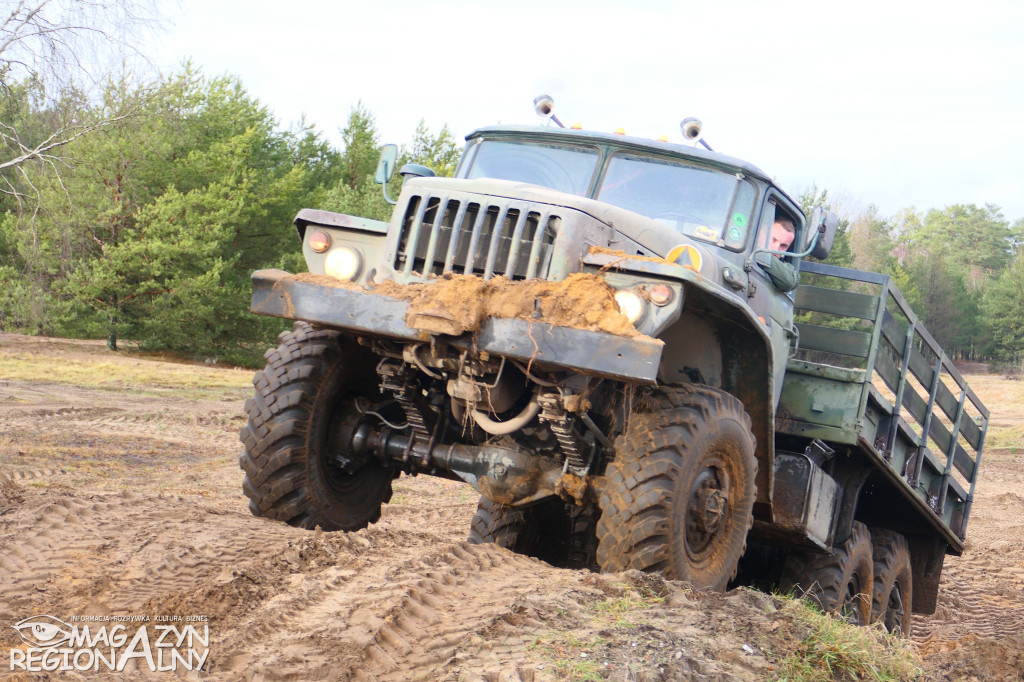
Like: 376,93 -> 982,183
533,94 -> 565,128
681,116 -> 713,151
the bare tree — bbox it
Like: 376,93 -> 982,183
0,0 -> 158,209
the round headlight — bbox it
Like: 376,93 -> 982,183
307,230 -> 331,253
614,289 -> 646,324
324,246 -> 363,281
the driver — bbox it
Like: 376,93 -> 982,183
769,217 -> 795,256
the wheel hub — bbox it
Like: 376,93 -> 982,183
685,468 -> 729,553
694,488 -> 726,532
885,583 -> 905,632
841,574 -> 867,626
326,403 -> 373,474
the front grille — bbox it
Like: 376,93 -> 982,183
394,193 -> 559,280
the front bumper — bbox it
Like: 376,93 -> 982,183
251,269 -> 663,384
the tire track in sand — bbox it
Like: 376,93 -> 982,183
205,506 -> 477,678
0,491 -> 299,624
345,543 -> 552,681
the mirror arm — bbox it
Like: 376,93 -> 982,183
380,159 -> 397,205
747,227 -> 821,268
789,228 -> 820,260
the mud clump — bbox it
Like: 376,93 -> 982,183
285,271 -> 639,338
587,245 -> 670,264
375,272 -> 640,337
288,272 -> 363,290
0,470 -> 23,507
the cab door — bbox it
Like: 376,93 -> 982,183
746,194 -> 802,407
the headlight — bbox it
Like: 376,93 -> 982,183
614,289 -> 646,324
324,246 -> 363,281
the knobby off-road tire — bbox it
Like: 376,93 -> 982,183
870,529 -> 913,635
468,496 -> 600,570
239,322 -> 393,531
781,521 -> 874,626
468,497 -> 532,550
596,385 -> 758,591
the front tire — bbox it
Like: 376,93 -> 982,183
781,521 -> 874,626
596,385 -> 757,590
239,323 -> 394,531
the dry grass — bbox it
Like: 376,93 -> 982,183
0,424 -> 241,495
769,598 -> 923,681
955,372 -> 1024,453
0,349 -> 251,398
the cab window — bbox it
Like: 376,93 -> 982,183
757,200 -> 800,260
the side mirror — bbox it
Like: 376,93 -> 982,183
805,207 -> 839,260
375,144 -> 398,184
400,163 -> 436,179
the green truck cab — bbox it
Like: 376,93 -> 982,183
240,111 -> 986,634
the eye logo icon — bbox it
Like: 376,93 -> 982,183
12,616 -> 72,648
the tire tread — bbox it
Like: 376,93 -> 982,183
596,384 -> 757,590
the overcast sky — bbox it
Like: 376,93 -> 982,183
153,0 -> 1024,221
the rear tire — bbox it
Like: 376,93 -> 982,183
870,529 -> 913,635
781,521 -> 874,626
596,385 -> 757,590
239,323 -> 394,531
468,497 -> 532,550
468,496 -> 599,570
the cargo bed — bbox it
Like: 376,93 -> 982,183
776,261 -> 988,552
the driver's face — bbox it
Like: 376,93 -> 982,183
770,220 -> 795,253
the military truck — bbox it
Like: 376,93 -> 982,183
239,100 -> 987,634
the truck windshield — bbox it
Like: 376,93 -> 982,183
462,139 -> 599,196
597,152 -> 756,249
461,140 -> 756,250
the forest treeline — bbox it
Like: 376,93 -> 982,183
0,68 -> 458,364
2,68 -> 1023,368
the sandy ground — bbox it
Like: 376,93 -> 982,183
0,333 -> 1021,680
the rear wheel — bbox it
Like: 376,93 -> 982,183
596,385 -> 757,590
468,496 -> 599,570
870,529 -> 913,635
239,323 -> 394,531
781,521 -> 874,625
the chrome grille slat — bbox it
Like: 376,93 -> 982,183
505,210 -> 533,279
420,194 -> 450,280
525,212 -> 551,279
401,197 -> 430,277
482,206 -> 511,280
442,201 -> 471,272
462,207 -> 489,275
